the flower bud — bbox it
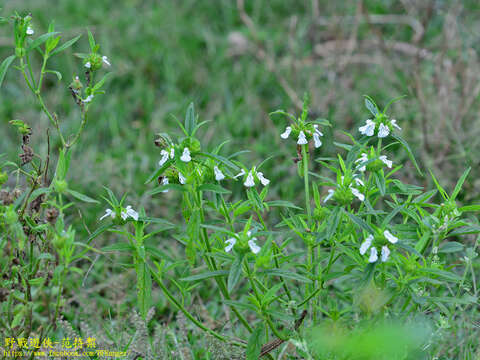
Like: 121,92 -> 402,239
54,179 -> 68,194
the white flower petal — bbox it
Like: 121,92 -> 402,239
161,177 -> 169,193
297,131 -> 308,145
379,155 -> 393,168
351,187 -> 365,202
244,172 -> 255,187
84,95 -> 94,103
26,26 -> 34,35
225,238 -> 236,252
381,246 -> 390,262
280,126 -> 291,139
179,172 -> 186,184
159,150 -> 169,166
169,147 -> 175,158
313,132 -> 322,148
360,235 -> 373,255
248,239 -> 261,254
313,124 -> 323,136
359,120 -> 375,136
125,206 -> 139,221
384,230 -> 398,244
85,62 -> 91,69
102,56 -> 111,66
257,172 -> 270,186
378,123 -> 390,138
368,247 -> 378,263
324,189 -> 335,203
214,166 -> 225,181
390,119 -> 402,130
100,208 -> 114,220
180,147 -> 191,162
354,177 -> 364,187
234,169 -> 245,179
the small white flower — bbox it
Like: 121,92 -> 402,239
324,189 -> 335,203
121,205 -> 139,221
100,208 -> 116,220
354,177 -> 364,187
85,61 -> 91,69
169,147 -> 175,159
355,153 -> 369,172
360,234 -> 373,255
234,169 -> 245,179
297,131 -> 308,145
378,123 -> 390,138
84,95 -> 94,103
359,119 -> 375,136
313,132 -> 322,148
225,238 -> 236,252
350,187 -> 365,202
179,172 -> 186,184
244,172 -> 255,187
390,119 -> 401,130
214,166 -> 225,181
379,155 -> 393,168
257,172 -> 270,186
381,246 -> 390,262
368,247 -> 378,263
313,124 -> 323,136
280,126 -> 292,139
180,147 -> 191,162
102,55 -> 111,66
384,230 -> 398,244
26,26 -> 34,35
161,177 -> 169,193
159,150 -> 170,166
248,239 -> 261,254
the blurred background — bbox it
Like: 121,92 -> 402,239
2,0 -> 480,222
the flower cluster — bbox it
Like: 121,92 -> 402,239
359,230 -> 398,263
324,175 -> 365,204
225,231 -> 261,254
359,115 -> 401,138
100,205 -> 139,222
355,147 -> 393,173
234,166 -> 270,188
280,123 -> 323,148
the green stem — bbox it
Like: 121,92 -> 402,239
302,144 -> 312,226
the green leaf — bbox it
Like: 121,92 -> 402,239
448,225 -> 480,236
374,172 -> 386,196
260,269 -> 312,283
364,95 -> 379,116
266,200 -> 302,210
147,183 -> 187,195
27,32 -> 60,52
185,102 -> 196,136
50,34 -> 81,56
459,204 -> 480,212
198,183 -> 231,194
438,242 -> 464,253
87,28 -> 96,50
392,134 -> 423,176
451,167 -> 471,200
66,189 -> 99,203
86,224 -> 114,245
345,212 -> 374,234
145,159 -> 172,184
246,322 -> 266,360
180,270 -> 229,282
101,243 -> 135,252
197,152 -> 239,170
0,55 -> 15,88
45,69 -> 62,81
419,268 -> 462,282
227,254 -> 244,293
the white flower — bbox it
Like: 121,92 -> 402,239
355,153 -> 369,172
384,230 -> 398,244
102,56 -> 111,66
297,131 -> 308,145
359,119 -> 375,136
257,172 -> 270,186
280,126 -> 291,139
26,26 -> 34,35
378,123 -> 390,138
381,246 -> 390,262
313,124 -> 323,136
234,169 -> 245,179
354,177 -> 364,187
313,132 -> 322,148
368,247 -> 378,263
121,205 -> 139,221
324,189 -> 335,203
360,234 -> 373,255
390,119 -> 401,130
244,172 -> 255,187
159,150 -> 170,166
84,95 -> 94,103
180,147 -> 191,162
350,187 -> 365,202
225,238 -> 236,252
179,172 -> 186,184
160,177 -> 169,193
248,239 -> 261,254
100,208 -> 116,220
85,62 -> 91,69
379,155 -> 393,168
170,147 -> 175,158
214,166 -> 225,181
